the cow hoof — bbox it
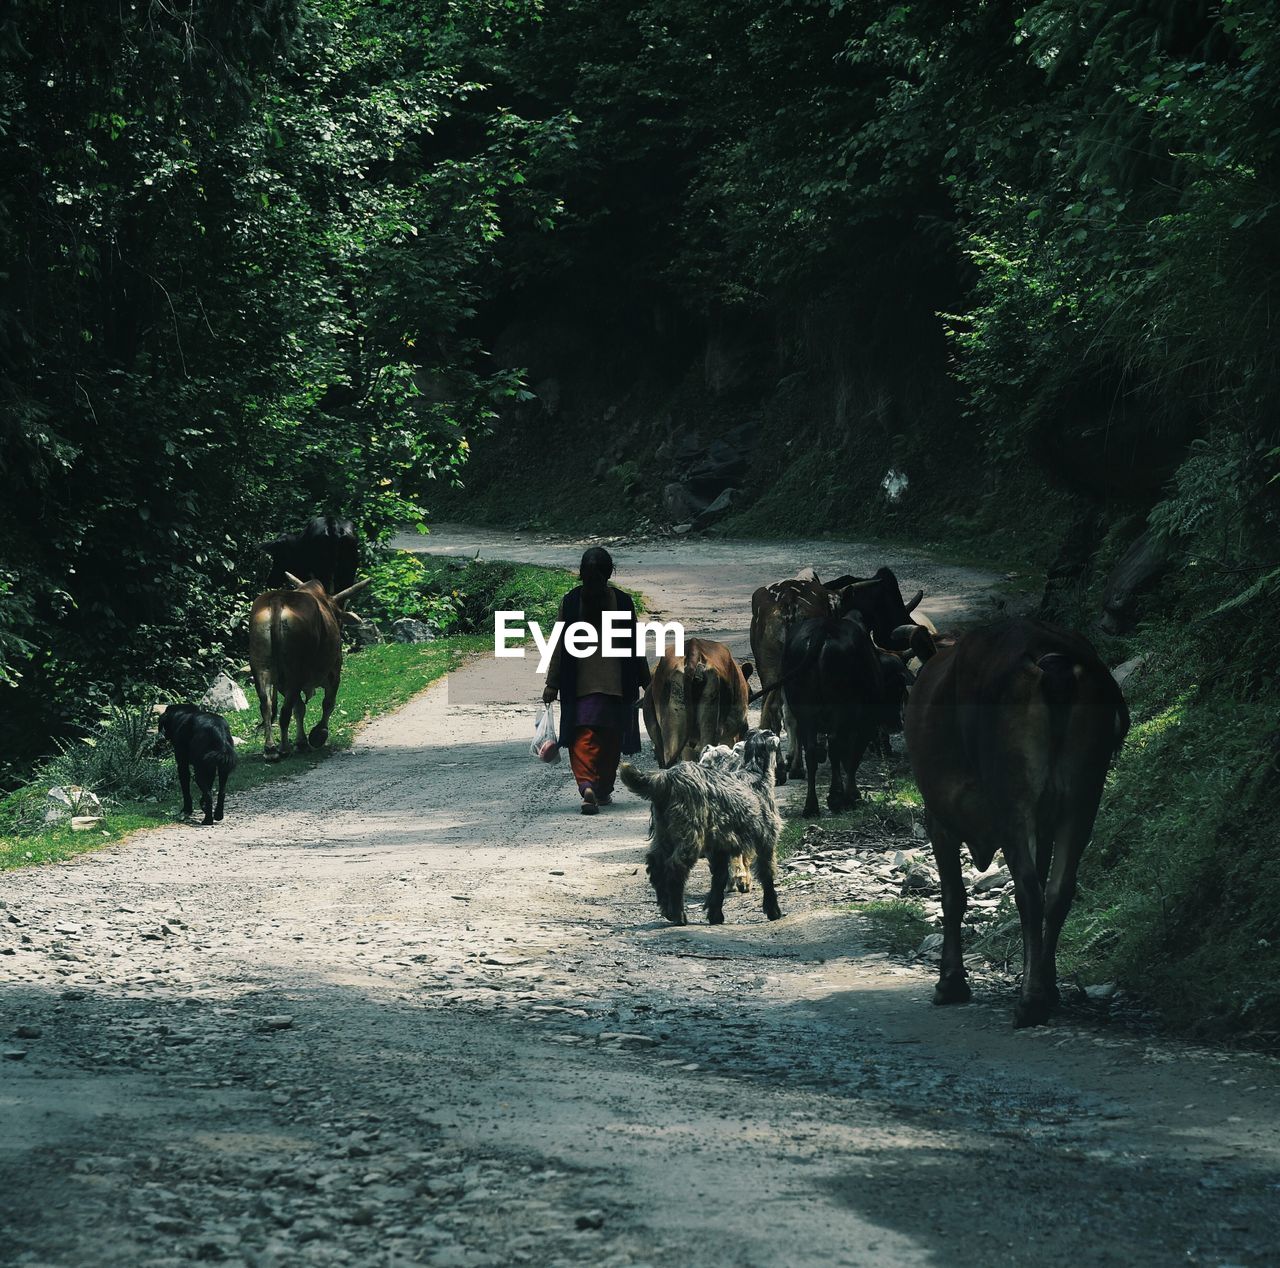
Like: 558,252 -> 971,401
707,909 -> 725,926
201,816 -> 214,826
264,751 -> 281,764
933,975 -> 972,1006
308,726 -> 329,748
801,802 -> 820,819
1013,997 -> 1054,1028
213,810 -> 224,823
764,899 -> 783,921
774,769 -> 788,786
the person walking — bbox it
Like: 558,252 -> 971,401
542,547 -> 650,814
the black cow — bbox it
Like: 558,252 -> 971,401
262,516 -> 358,595
158,704 -> 237,825
905,619 -> 1129,1026
782,612 -> 914,818
825,566 -> 936,660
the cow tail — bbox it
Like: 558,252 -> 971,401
1037,653 -> 1076,757
686,653 -> 707,751
270,603 -> 289,689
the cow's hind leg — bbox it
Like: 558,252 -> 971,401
255,673 -> 278,760
929,813 -> 972,1005
309,672 -> 340,749
705,853 -> 730,925
800,727 -> 821,818
784,700 -> 804,779
1008,832 -> 1052,1028
277,691 -> 299,759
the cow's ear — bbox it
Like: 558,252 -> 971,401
741,661 -> 754,681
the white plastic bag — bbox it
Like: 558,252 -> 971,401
531,702 -> 560,763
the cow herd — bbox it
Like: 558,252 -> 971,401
155,529 -> 1129,1028
634,563 -> 1129,1028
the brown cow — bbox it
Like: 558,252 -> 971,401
642,636 -> 756,892
904,618 -> 1129,1027
643,637 -> 754,768
248,573 -> 371,761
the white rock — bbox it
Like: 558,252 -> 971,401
45,786 -> 103,824
202,671 -> 249,712
973,866 -> 1011,893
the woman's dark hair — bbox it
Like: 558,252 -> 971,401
579,547 -> 614,631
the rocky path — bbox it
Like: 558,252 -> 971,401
2,528 -> 1278,1268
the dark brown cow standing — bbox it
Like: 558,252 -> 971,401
248,573 -> 371,761
904,618 -> 1129,1027
749,571 -> 835,778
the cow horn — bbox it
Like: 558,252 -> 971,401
846,579 -> 881,591
888,624 -> 919,650
284,572 -> 306,589
331,577 -> 372,605
905,589 -> 923,612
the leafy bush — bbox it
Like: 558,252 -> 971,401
40,702 -> 173,806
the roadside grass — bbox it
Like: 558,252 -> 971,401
0,638 -> 486,872
847,899 -> 930,954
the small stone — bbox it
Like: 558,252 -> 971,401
916,933 -> 944,956
1084,983 -> 1117,1001
3,1049 -> 27,1061
973,866 -> 1011,893
597,1032 -> 658,1048
71,816 -> 104,832
575,1210 -> 606,1230
13,1025 -> 41,1039
258,1015 -> 294,1031
60,989 -> 87,1001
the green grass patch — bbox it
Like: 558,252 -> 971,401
1055,686 -> 1280,1036
0,637 -> 486,872
847,899 -> 931,954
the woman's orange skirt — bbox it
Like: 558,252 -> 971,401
569,726 -> 622,798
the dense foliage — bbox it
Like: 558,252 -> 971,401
0,0 -> 565,774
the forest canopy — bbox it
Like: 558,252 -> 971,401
3,0 -> 1278,779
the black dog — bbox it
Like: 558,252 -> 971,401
158,704 -> 237,825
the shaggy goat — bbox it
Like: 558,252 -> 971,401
621,729 -> 785,926
699,740 -> 753,892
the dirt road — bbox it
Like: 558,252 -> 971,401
2,528 -> 1277,1268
